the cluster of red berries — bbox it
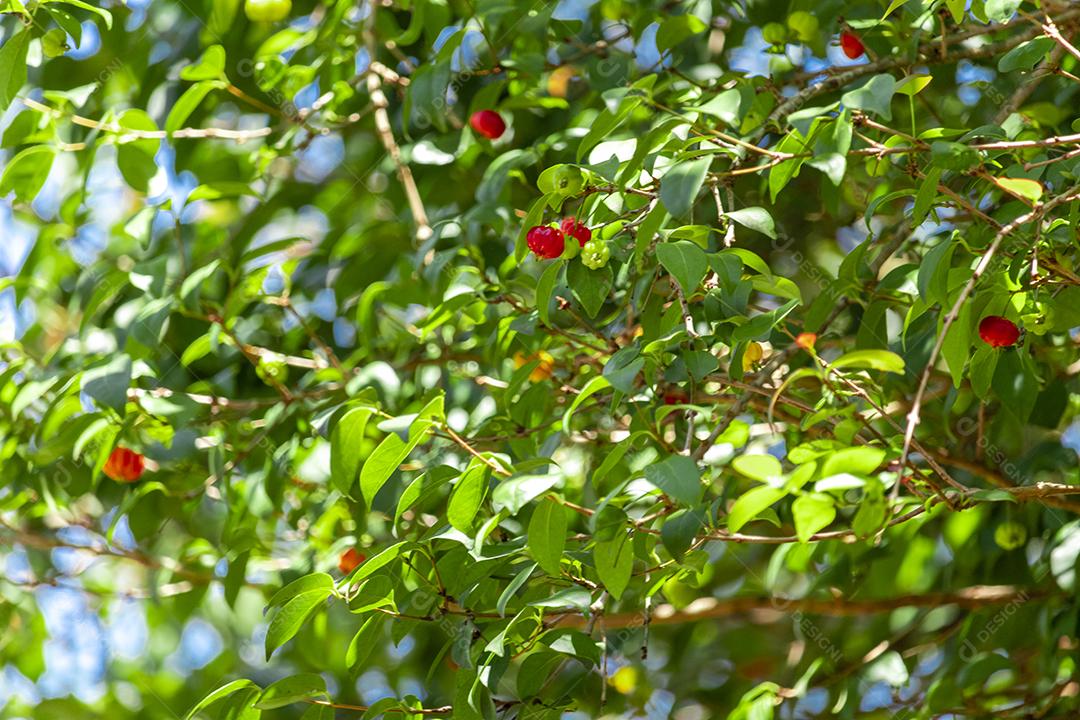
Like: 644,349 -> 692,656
527,218 -> 592,259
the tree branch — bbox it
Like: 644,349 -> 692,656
557,585 -> 1052,630
363,6 -> 433,245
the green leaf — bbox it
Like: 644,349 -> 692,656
301,703 -> 334,720
346,615 -> 385,675
930,141 -> 979,171
942,302 -> 972,387
815,473 -> 866,492
566,261 -> 612,318
186,679 -> 259,719
536,259 -> 563,326
190,182 -> 260,202
0,30 -> 31,112
492,474 -> 559,515
447,464 -> 488,532
406,61 -> 452,132
179,259 -> 221,303
254,674 -> 327,710
644,454 -> 702,506
853,482 -> 887,537
265,588 -> 333,659
562,375 -> 610,434
593,532 -> 633,599
166,81 -> 217,133
130,297 -> 174,348
180,45 -> 226,81
725,207 -> 777,239
395,467 -> 455,525
530,587 -> 592,611
841,74 -> 896,120
793,494 -> 836,542
266,573 -> 334,610
992,351 -> 1038,424
0,146 -> 56,203
970,343 -> 999,399
349,542 -> 407,585
53,0 -> 113,28
603,346 -> 644,394
917,238 -> 955,307
821,446 -> 886,477
528,497 -> 567,576
693,89 -> 741,126
42,7 -> 81,49
830,350 -> 905,373
946,0 -> 966,22
360,395 -> 444,504
913,167 -> 942,226
969,488 -> 1020,503
998,37 -> 1055,72
81,355 -> 132,414
496,563 -> 537,617
768,131 -> 807,201
807,152 -> 847,186
880,0 -> 911,20
731,454 -> 782,482
656,15 -> 707,53
115,109 -> 159,192
996,177 -> 1043,202
657,240 -> 708,294
728,486 -> 787,533
661,508 -> 704,560
660,158 -> 710,218
895,74 -> 932,96
331,407 -> 374,497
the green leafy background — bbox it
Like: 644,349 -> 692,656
3,0 -> 1080,718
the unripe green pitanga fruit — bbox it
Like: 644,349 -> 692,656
256,352 -> 289,385
994,521 -> 1026,550
245,0 -> 291,23
581,239 -> 610,269
552,165 -> 584,195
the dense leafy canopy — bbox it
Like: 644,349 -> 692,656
5,0 -> 1080,718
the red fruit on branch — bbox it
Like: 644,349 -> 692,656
526,225 -> 565,259
560,218 -> 591,247
978,316 -> 1020,348
338,548 -> 366,574
840,31 -> 865,59
103,447 -> 145,483
469,110 -> 506,140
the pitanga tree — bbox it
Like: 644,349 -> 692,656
4,0 -> 1080,718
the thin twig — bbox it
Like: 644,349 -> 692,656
20,97 -> 273,142
363,7 -> 433,245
